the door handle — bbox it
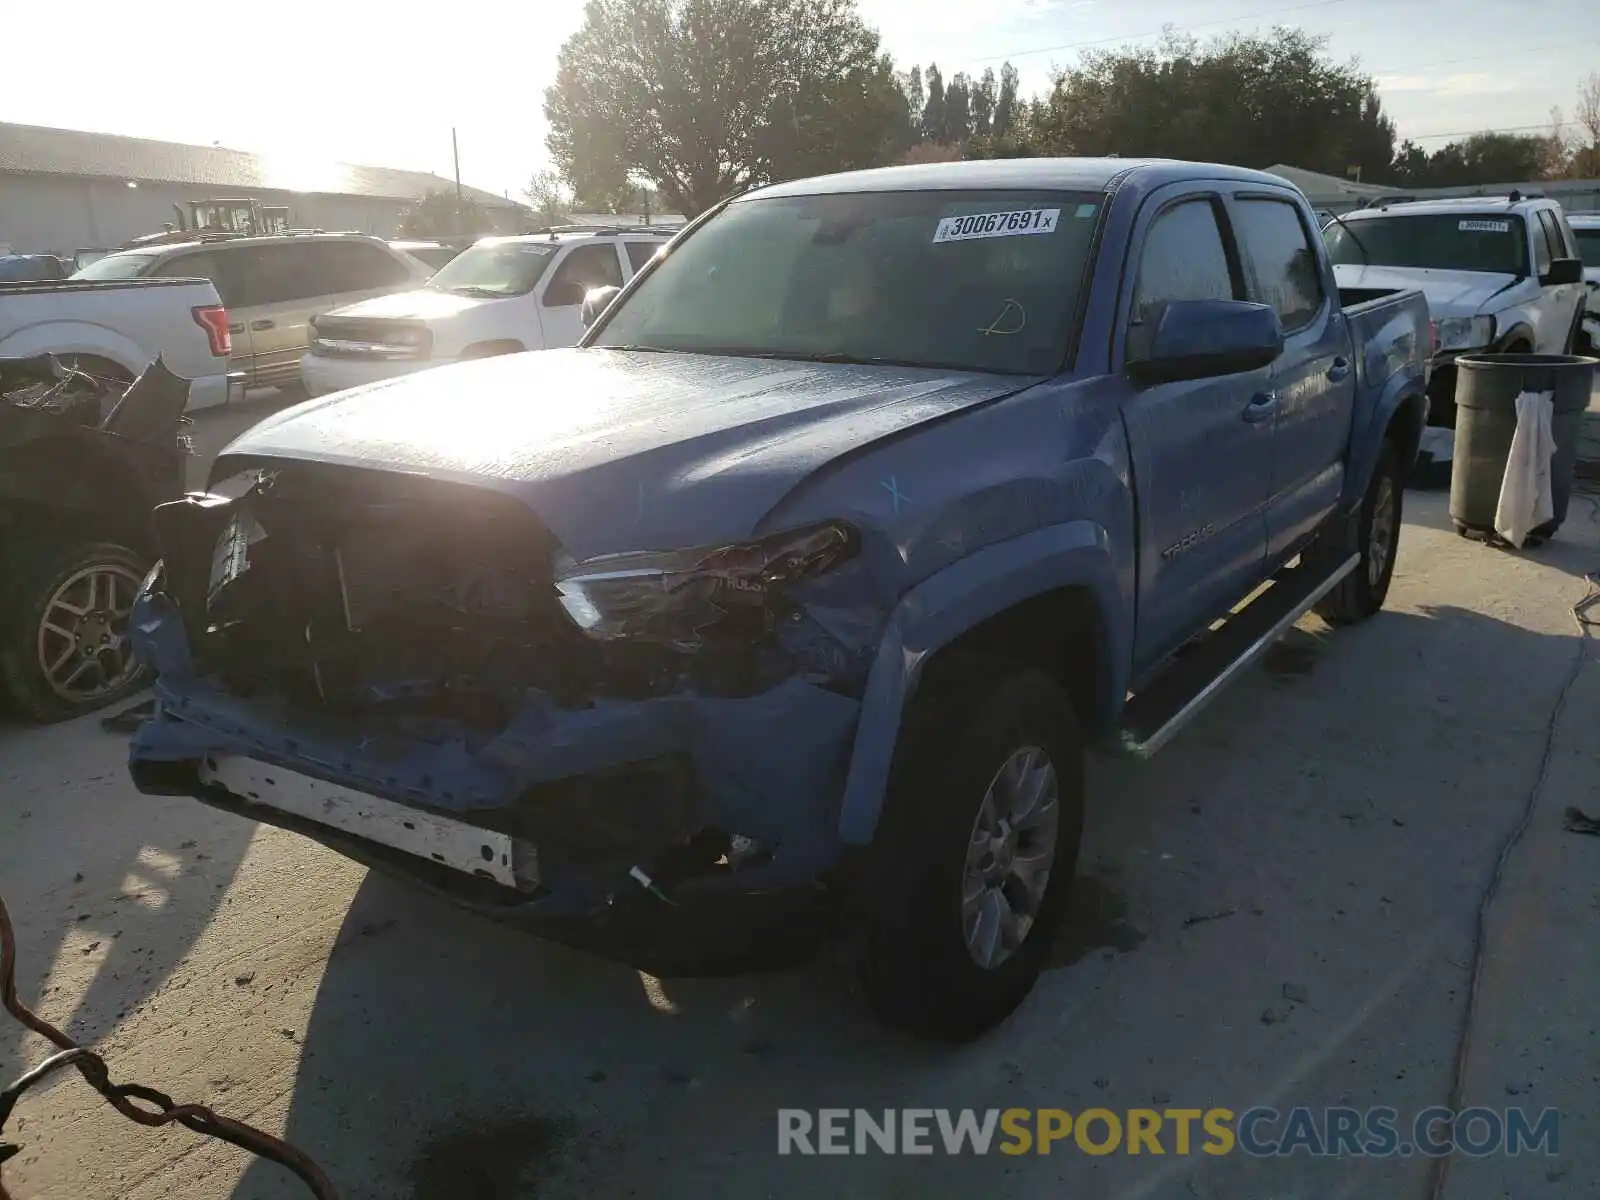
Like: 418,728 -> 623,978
227,322 -> 244,335
1242,391 -> 1279,423
1327,356 -> 1352,382
250,318 -> 275,331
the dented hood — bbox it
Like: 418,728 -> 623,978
216,348 -> 1037,557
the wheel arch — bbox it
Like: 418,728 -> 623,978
458,339 -> 526,360
837,521 -> 1128,846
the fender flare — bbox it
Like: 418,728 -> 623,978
0,321 -> 147,376
836,520 -> 1127,845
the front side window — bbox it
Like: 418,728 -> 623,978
1234,198 -> 1324,330
426,240 -> 558,298
1324,214 -> 1528,275
1537,211 -> 1569,263
1128,198 -> 1237,361
543,243 -> 625,307
594,188 -> 1106,375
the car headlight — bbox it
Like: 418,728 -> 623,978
1435,316 -> 1495,353
554,522 -> 858,648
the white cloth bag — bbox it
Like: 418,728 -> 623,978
1494,390 -> 1556,548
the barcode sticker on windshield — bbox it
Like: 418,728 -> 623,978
933,208 -> 1061,243
1459,219 -> 1511,233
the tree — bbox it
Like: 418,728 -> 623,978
901,65 -> 926,138
944,72 -> 972,144
1390,139 -> 1431,187
545,0 -> 905,217
992,62 -> 1020,139
397,189 -> 493,238
922,64 -> 946,144
1029,29 -> 1389,177
524,169 -> 572,226
971,67 -> 997,141
1572,72 -> 1600,177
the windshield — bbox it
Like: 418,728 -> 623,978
1325,214 -> 1528,274
425,240 -> 557,297
592,188 -> 1106,374
71,251 -> 163,281
1572,227 -> 1600,264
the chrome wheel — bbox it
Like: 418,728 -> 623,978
1368,474 -> 1397,587
961,746 -> 1061,970
36,563 -> 145,703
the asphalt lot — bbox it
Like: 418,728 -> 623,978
3,394 -> 1600,1199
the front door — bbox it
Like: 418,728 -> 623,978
536,242 -> 626,349
1119,192 -> 1276,673
1226,192 -> 1357,561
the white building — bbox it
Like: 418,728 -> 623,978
0,121 -> 529,256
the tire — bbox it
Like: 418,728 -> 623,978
0,539 -> 152,721
1316,439 -> 1403,626
842,660 -> 1085,1042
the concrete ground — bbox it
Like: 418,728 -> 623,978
2,396 -> 1599,1199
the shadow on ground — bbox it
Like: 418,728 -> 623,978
0,706 -> 255,1076
229,594 -> 1588,1200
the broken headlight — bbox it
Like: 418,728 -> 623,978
554,522 -> 857,648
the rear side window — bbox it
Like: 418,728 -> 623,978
543,243 -> 624,307
624,241 -> 661,273
1129,199 -> 1237,359
1233,198 -> 1324,330
1573,226 -> 1600,262
316,241 -> 414,293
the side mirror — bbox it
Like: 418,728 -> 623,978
1126,299 -> 1284,385
581,285 -> 622,327
1541,257 -> 1583,286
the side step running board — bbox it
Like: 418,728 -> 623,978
1114,553 -> 1360,759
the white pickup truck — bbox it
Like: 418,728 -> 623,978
0,278 -> 244,410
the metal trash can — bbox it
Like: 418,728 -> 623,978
1448,353 -> 1597,539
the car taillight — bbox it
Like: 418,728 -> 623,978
192,305 -> 232,357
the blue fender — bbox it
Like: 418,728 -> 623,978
836,520 -> 1127,845
1345,369 -> 1427,508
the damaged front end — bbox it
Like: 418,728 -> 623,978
129,461 -> 876,957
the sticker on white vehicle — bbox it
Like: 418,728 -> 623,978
1459,219 -> 1511,233
933,208 -> 1061,243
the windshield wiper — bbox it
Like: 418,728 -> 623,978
442,285 -> 508,299
1325,213 -> 1370,266
602,344 -> 675,353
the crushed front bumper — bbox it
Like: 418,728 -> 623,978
128,593 -> 861,964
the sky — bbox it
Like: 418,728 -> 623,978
2,0 -> 1594,199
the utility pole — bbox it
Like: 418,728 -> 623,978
452,127 -> 464,235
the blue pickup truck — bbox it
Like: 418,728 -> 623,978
128,159 -> 1429,1040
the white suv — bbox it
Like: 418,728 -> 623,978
1568,213 -> 1599,352
300,227 -> 679,396
1325,194 -> 1588,424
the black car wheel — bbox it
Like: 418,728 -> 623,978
1,539 -> 151,721
843,659 -> 1084,1041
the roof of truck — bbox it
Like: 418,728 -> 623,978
744,158 -> 1300,200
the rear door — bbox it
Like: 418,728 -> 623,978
537,241 -> 626,348
1227,190 -> 1355,562
622,238 -> 665,279
1118,190 -> 1276,671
